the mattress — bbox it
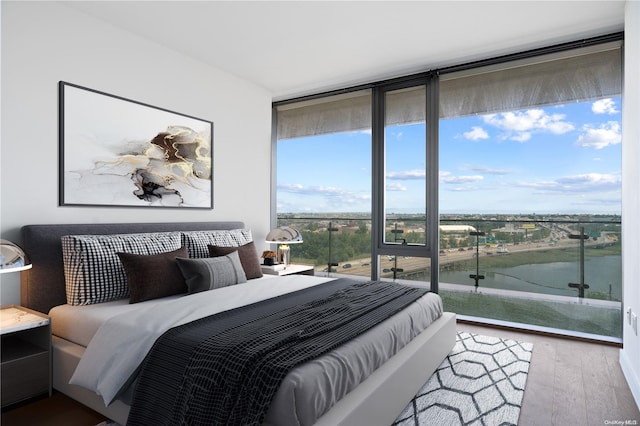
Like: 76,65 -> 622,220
51,275 -> 443,426
49,274 -> 295,347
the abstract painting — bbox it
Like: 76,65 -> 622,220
59,81 -> 213,208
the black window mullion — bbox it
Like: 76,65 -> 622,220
370,87 -> 385,281
426,75 -> 439,292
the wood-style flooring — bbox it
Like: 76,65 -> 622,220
460,323 -> 640,426
1,323 -> 638,426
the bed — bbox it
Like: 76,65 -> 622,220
20,221 -> 456,426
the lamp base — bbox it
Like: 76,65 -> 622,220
278,245 -> 291,268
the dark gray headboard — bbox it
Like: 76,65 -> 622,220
20,221 -> 245,314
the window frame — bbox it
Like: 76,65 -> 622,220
371,77 -> 440,288
271,32 -> 623,293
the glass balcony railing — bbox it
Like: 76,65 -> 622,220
276,214 -> 622,341
439,217 -> 621,341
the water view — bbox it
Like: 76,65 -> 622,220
441,255 -> 621,298
276,88 -> 623,340
279,213 -> 623,340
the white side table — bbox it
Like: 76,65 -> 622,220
0,305 -> 51,408
261,264 -> 315,276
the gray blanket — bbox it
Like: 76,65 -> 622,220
126,279 -> 429,426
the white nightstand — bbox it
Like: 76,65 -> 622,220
0,305 -> 52,408
261,264 -> 315,276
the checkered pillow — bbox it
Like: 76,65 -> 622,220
62,232 -> 182,306
181,229 -> 253,258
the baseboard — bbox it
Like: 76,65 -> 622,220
619,348 -> 640,410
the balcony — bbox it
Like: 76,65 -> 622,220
277,214 -> 622,342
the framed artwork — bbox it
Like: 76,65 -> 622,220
59,81 -> 213,209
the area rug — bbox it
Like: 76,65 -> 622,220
392,332 -> 534,426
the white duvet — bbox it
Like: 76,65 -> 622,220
69,274 -> 333,405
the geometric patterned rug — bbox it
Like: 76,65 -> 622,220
392,332 -> 534,426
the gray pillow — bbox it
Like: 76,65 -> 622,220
208,241 -> 263,279
176,250 -> 247,294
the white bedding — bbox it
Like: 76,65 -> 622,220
50,274 -> 284,347
61,274 -> 332,404
52,275 -> 443,425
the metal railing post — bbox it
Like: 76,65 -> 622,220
568,225 -> 590,298
469,230 -> 485,291
327,221 -> 339,276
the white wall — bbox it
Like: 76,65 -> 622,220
621,0 -> 640,409
0,1 -> 273,304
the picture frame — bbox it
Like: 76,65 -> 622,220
59,81 -> 213,209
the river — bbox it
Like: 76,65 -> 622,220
439,255 -> 622,299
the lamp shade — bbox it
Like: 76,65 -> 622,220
265,226 -> 303,244
0,239 -> 32,273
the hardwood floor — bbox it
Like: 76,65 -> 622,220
459,323 -> 640,426
1,323 -> 638,426
1,392 -> 106,426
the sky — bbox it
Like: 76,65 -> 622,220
277,97 -> 622,215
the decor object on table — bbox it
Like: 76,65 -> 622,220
261,250 -> 278,266
265,226 -> 303,268
59,81 -> 213,209
0,240 -> 32,273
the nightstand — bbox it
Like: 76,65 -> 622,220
261,264 -> 315,276
0,305 -> 51,408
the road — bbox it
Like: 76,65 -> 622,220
318,234 -> 617,278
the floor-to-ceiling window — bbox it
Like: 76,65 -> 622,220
437,41 -> 623,339
273,34 -> 623,340
371,78 -> 440,288
274,91 -> 373,277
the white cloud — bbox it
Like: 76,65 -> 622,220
511,132 -> 531,142
386,182 -> 407,191
463,126 -> 489,140
576,121 -> 621,149
592,98 -> 618,115
277,183 -> 370,207
482,109 -> 574,142
447,186 -> 481,192
278,183 -> 343,195
387,169 -> 426,180
556,173 -> 620,187
514,172 -> 621,193
464,166 -> 509,175
440,171 -> 484,184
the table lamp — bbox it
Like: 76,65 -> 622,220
265,227 -> 303,269
0,239 -> 32,273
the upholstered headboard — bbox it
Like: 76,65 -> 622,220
20,221 -> 245,314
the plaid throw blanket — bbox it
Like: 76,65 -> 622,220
127,279 -> 428,426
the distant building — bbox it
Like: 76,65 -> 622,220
440,225 -> 476,233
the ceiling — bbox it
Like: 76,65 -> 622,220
63,1 -> 625,101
